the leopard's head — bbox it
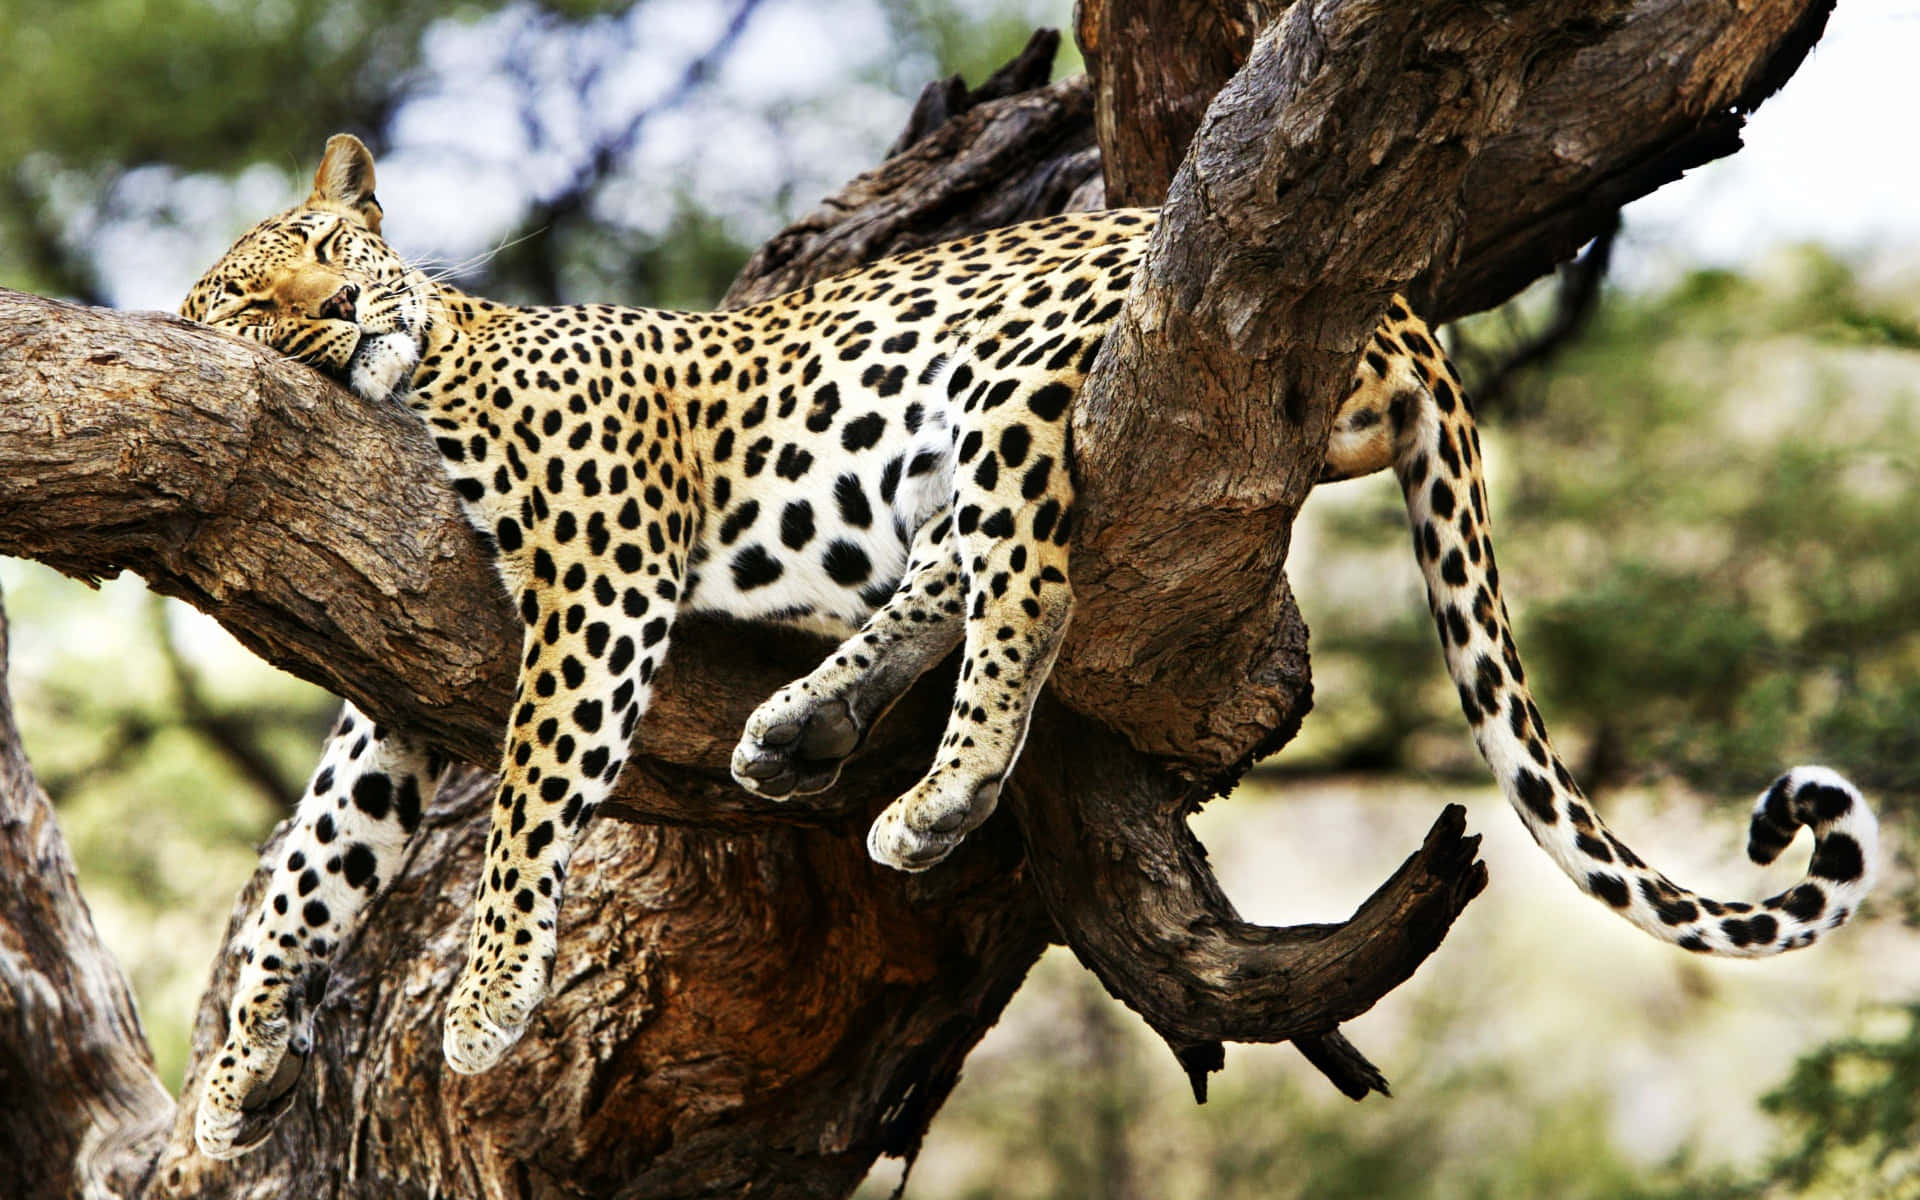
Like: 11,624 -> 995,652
183,134 -> 429,401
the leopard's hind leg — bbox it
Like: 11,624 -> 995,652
195,703 -> 440,1159
866,337 -> 1080,870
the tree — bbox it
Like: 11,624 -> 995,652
0,1 -> 1840,1195
0,0 -> 624,303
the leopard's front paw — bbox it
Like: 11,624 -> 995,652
866,775 -> 1002,871
731,684 -> 864,799
194,1003 -> 311,1160
441,957 -> 547,1076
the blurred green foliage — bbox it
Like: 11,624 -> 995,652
1611,1007 -> 1920,1200
1,0 -> 528,298
0,0 -> 1065,306
1256,253 -> 1920,1199
1747,1005 -> 1920,1198
1,1 -> 540,172
1308,249 -> 1920,807
1519,264 -> 1920,798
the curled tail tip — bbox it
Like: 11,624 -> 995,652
1775,763 -> 1861,798
1596,765 -> 1875,959
1746,764 -> 1875,869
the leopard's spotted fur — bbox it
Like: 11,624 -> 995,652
180,135 -> 1875,1159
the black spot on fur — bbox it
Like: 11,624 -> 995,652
1781,884 -> 1826,922
1027,382 -> 1072,421
1587,873 -> 1631,908
1801,782 -> 1854,822
525,821 -> 554,858
1574,832 -> 1612,862
841,412 -> 886,451
999,425 -> 1031,467
834,474 -> 872,528
1809,832 -> 1865,883
731,544 -> 784,590
342,843 -> 377,888
823,541 -> 872,585
780,501 -> 815,549
1513,769 -> 1556,824
718,500 -> 760,545
352,774 -> 392,820
1021,457 -> 1053,501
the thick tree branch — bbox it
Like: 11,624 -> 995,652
1011,701 -> 1485,1100
1050,0 -> 1833,1087
0,291 -> 925,831
1077,0 -> 1832,322
1063,0 -> 1835,772
1428,0 -> 1836,321
1076,0 -> 1287,207
139,763 -> 1050,1198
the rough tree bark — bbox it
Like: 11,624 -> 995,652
0,592 -> 173,1200
0,1 -> 1833,1195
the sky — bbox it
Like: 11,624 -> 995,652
100,0 -> 1920,312
1617,3 -> 1920,285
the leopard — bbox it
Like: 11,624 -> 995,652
179,133 -> 1877,1159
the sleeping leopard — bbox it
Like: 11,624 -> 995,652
179,134 -> 1878,1159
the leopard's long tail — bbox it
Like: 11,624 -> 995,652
1388,347 -> 1876,956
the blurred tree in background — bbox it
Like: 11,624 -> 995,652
0,0 -> 1070,309
3,1 -> 1918,1195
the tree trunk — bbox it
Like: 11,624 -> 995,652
0,1 -> 1833,1195
0,594 -> 173,1200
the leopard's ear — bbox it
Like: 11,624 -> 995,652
309,133 -> 384,234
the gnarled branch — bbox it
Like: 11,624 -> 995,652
1051,0 -> 1830,1085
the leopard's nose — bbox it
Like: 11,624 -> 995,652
318,283 -> 359,322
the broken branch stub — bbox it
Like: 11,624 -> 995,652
1011,701 -> 1487,1097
